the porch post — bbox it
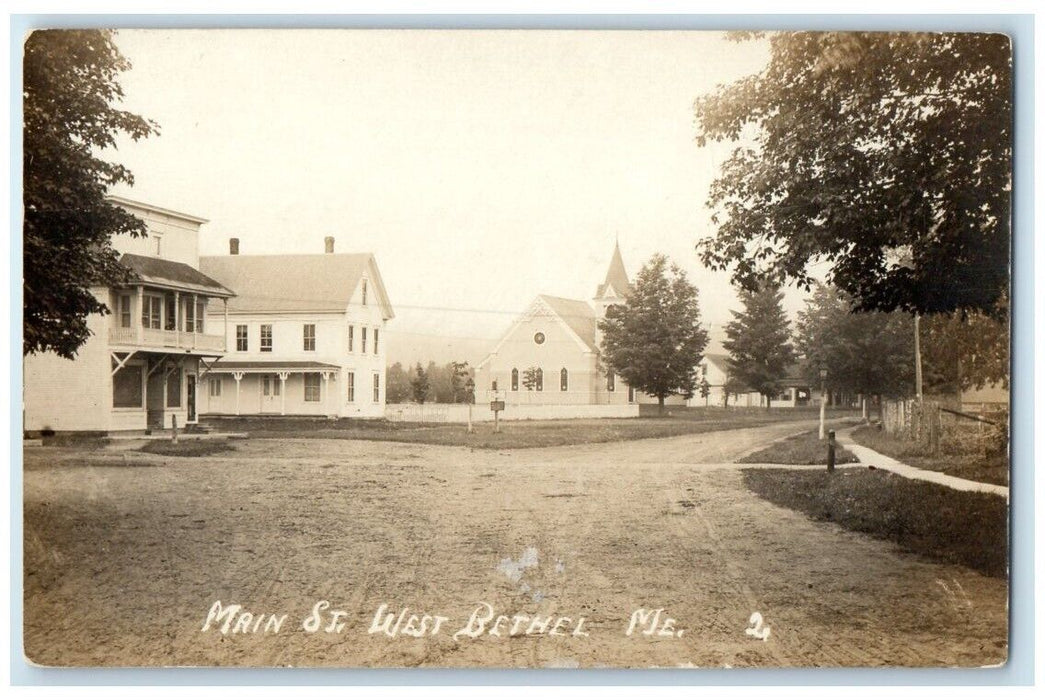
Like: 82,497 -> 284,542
321,371 -> 331,416
136,286 -> 144,344
233,371 -> 244,415
278,372 -> 289,415
192,293 -> 198,348
173,291 -> 181,347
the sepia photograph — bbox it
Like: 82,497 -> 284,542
19,25 -> 1013,671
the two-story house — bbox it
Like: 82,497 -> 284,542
23,196 -> 235,433
198,237 -> 394,419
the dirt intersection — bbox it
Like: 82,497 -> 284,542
23,420 -> 1008,668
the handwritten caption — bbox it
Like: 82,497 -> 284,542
200,600 -> 771,641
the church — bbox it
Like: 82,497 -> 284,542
475,244 -> 679,408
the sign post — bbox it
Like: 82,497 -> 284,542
490,396 -> 505,433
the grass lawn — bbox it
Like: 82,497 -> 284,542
138,439 -> 237,457
203,408 -> 859,449
743,468 -> 1008,578
739,429 -> 858,465
849,425 -> 1008,486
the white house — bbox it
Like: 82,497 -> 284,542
198,237 -> 394,418
688,353 -> 816,409
23,196 -> 235,433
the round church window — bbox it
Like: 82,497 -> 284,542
534,332 -> 546,345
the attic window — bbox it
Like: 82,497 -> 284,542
362,280 -> 368,306
533,332 -> 545,345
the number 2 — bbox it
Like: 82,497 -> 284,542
745,612 -> 770,641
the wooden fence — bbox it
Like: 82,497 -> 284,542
880,398 -> 1008,457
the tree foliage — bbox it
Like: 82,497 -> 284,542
921,297 -> 1009,396
723,283 -> 796,409
385,362 -> 411,404
599,254 -> 710,411
521,366 -> 541,392
795,283 -> 914,399
695,32 -> 1011,317
389,360 -> 474,404
410,362 -> 430,405
23,29 -> 159,358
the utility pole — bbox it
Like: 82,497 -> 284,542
818,367 -> 828,440
914,314 -> 923,403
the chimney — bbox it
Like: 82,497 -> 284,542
324,236 -> 335,254
229,238 -> 240,255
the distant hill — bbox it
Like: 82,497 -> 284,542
383,329 -> 494,368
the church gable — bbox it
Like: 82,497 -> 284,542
478,296 -> 595,370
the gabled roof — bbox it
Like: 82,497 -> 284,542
199,253 -> 394,318
538,295 -> 597,351
595,242 -> 631,299
119,253 -> 234,297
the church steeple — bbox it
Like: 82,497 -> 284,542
595,240 -> 630,300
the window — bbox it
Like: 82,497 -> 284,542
361,327 -> 367,354
362,279 -> 368,306
304,373 -> 321,402
560,368 -> 569,392
491,380 -> 498,391
142,295 -> 162,330
152,235 -> 162,256
374,328 -> 379,355
118,294 -> 131,328
164,293 -> 177,330
303,324 -> 316,352
195,300 -> 206,333
534,332 -> 545,345
348,325 -> 354,352
236,325 -> 248,351
607,372 -> 615,392
260,324 -> 273,352
346,372 -> 355,402
112,364 -> 143,408
373,373 -> 380,403
511,368 -> 519,391
187,299 -> 205,333
209,378 -> 222,397
536,368 -> 544,392
166,370 -> 181,408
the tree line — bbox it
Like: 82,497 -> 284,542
386,361 -> 474,405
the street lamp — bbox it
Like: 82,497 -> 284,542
819,367 -> 828,440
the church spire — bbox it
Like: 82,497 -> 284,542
595,240 -> 630,299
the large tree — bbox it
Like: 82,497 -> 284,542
24,29 -> 158,359
599,254 -> 709,413
695,32 -> 1011,317
723,283 -> 796,409
795,283 -> 914,403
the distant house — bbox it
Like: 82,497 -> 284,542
23,197 -> 235,433
474,243 -> 685,407
198,237 -> 394,418
690,354 -> 815,409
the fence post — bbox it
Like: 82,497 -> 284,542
171,414 -> 178,444
827,430 -> 836,472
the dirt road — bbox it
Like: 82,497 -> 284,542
22,420 -> 1008,668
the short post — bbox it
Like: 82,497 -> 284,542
171,414 -> 179,444
827,429 -> 835,472
490,396 -> 504,434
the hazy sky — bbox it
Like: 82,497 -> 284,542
106,29 -> 803,350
